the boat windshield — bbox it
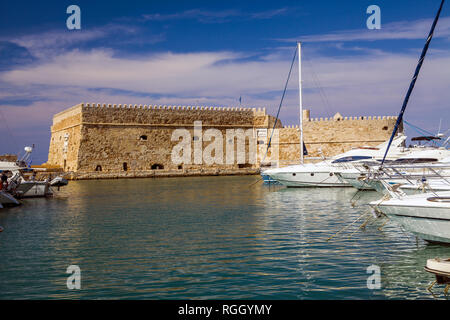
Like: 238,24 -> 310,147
394,158 -> 438,164
331,156 -> 372,163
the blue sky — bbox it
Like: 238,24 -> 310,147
0,0 -> 449,163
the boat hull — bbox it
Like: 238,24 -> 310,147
268,171 -> 350,187
336,172 -> 375,190
22,182 -> 52,198
373,201 -> 450,243
0,191 -> 20,206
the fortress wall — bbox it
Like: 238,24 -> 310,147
46,103 -> 402,176
273,116 -> 400,165
47,104 -> 84,171
48,103 -> 271,173
76,125 -> 258,172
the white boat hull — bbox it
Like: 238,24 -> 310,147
336,172 -> 374,190
268,171 -> 349,187
0,191 -> 20,205
22,182 -> 52,198
371,193 -> 450,243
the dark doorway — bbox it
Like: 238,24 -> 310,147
95,165 -> 102,171
123,162 -> 128,171
151,164 -> 164,170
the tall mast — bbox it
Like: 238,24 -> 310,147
298,41 -> 304,164
381,0 -> 445,165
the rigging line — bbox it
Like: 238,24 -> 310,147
260,46 -> 298,166
381,0 -> 445,166
403,120 -> 442,147
404,119 -> 437,137
304,56 -> 334,118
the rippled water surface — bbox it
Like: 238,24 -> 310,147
0,176 -> 449,299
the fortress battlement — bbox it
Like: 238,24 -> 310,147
52,103 -> 268,127
308,115 -> 397,121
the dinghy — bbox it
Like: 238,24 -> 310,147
425,258 -> 450,293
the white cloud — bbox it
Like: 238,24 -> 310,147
279,17 -> 450,43
142,8 -> 289,23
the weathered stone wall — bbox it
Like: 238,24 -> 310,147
260,112 -> 400,166
47,103 -> 280,174
46,103 -> 401,177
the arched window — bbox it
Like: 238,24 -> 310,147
151,164 -> 164,170
95,165 -> 102,171
123,162 -> 128,171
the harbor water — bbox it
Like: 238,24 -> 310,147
0,175 -> 449,299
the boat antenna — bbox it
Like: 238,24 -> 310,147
381,0 -> 445,166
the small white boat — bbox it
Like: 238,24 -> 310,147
425,258 -> 450,293
22,181 -> 53,198
50,176 -> 69,188
370,189 -> 450,244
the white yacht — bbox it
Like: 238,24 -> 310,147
336,149 -> 450,191
264,134 -> 408,187
370,185 -> 450,244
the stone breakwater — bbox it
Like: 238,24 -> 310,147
65,168 -> 259,180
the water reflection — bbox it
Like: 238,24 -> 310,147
0,176 -> 449,299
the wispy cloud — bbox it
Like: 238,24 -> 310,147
0,24 -> 165,60
279,17 -> 450,42
142,8 -> 289,23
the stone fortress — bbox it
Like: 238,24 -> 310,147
45,103 -> 401,179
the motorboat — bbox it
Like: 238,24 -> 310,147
370,182 -> 450,243
336,150 -> 450,191
264,134 -> 409,187
425,258 -> 450,293
1,146 -> 68,198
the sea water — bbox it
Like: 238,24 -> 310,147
0,176 -> 449,299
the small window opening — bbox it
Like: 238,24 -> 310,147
140,135 -> 148,141
95,165 -> 102,172
123,162 -> 128,171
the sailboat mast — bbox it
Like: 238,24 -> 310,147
381,0 -> 445,165
298,41 -> 304,164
